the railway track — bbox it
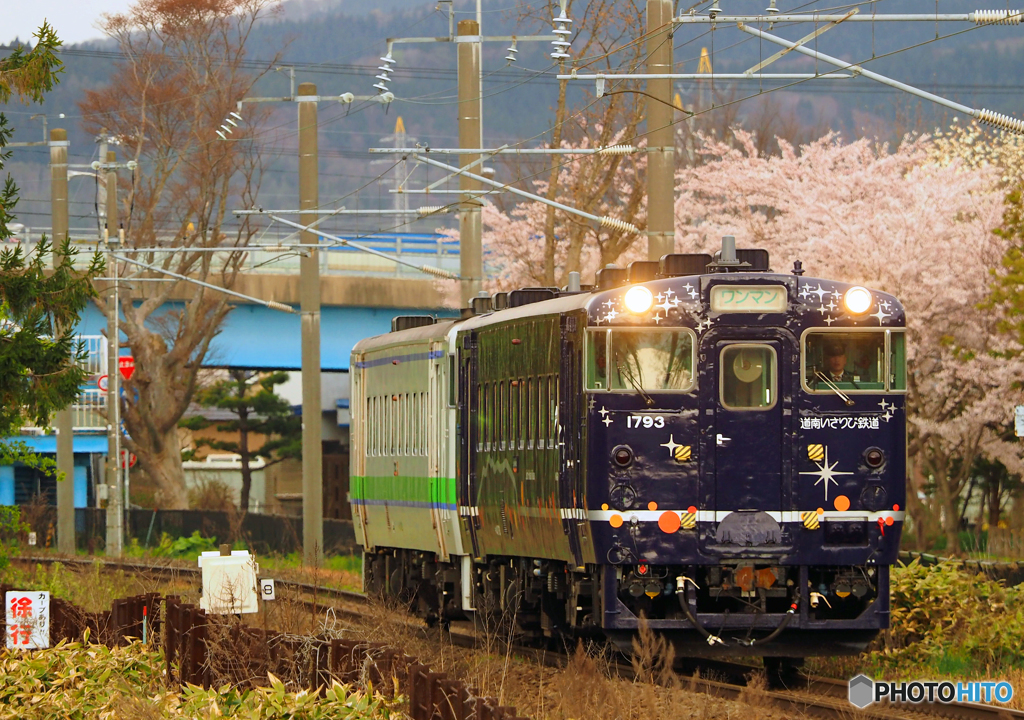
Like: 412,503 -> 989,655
16,554 -> 1024,720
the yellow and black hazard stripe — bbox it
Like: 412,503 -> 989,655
674,445 -> 692,463
801,511 -> 821,530
807,444 -> 825,462
680,510 -> 697,529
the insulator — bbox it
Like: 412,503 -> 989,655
600,216 -> 640,234
373,82 -> 390,93
976,108 -> 1024,135
380,53 -> 396,65
550,51 -> 570,60
375,73 -> 391,82
973,9 -> 1022,25
551,40 -> 571,49
417,205 -> 446,216
554,9 -> 572,24
377,65 -> 393,73
596,144 -> 638,155
420,264 -> 458,279
553,27 -> 572,35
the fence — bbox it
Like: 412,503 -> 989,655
989,528 -> 1024,559
18,508 -> 358,556
164,596 -> 528,719
0,587 -> 527,718
0,584 -> 159,648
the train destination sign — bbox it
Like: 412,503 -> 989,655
711,285 -> 788,313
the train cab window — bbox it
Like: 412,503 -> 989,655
721,345 -> 776,410
889,332 -> 907,391
600,329 -> 695,392
804,331 -> 891,393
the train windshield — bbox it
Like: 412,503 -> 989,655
587,329 -> 694,391
803,330 -> 906,393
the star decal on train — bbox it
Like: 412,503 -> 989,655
799,446 -> 853,502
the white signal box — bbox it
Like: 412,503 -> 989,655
6,591 -> 50,649
199,551 -> 259,614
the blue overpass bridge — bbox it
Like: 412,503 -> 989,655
2,232 -> 460,509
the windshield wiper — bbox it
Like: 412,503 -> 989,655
618,364 -> 654,407
815,370 -> 854,406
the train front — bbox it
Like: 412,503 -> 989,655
583,252 -> 906,656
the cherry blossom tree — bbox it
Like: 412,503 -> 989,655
673,130 -> 1023,552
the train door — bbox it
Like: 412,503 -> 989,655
699,331 -> 786,521
559,314 -> 585,566
428,343 -> 450,561
459,334 -> 482,557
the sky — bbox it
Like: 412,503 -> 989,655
6,0 -> 135,45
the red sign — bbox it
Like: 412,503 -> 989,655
120,449 -> 137,469
97,375 -> 109,392
118,356 -> 135,380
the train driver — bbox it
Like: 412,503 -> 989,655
817,340 -> 855,386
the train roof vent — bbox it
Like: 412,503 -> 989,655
660,253 -> 712,277
492,292 -> 509,311
737,248 -> 770,271
470,293 -> 492,315
596,265 -> 629,290
392,315 -> 436,332
508,287 -> 559,308
627,260 -> 660,284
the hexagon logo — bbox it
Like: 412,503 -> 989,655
849,674 -> 874,708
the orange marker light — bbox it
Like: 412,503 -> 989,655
885,516 -> 894,526
648,501 -> 658,511
687,505 -> 697,515
834,495 -> 851,512
601,503 -> 609,511
816,507 -> 824,516
658,511 -> 681,534
893,504 -> 900,511
609,514 -> 623,528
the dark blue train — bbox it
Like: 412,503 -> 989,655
351,237 -> 906,664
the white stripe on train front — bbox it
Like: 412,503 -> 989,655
585,509 -> 905,523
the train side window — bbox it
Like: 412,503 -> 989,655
552,375 -> 560,444
448,355 -> 456,408
520,380 -> 528,448
526,377 -> 534,449
538,377 -> 547,449
511,380 -> 520,450
366,397 -> 372,456
371,397 -> 377,456
412,393 -> 419,455
587,330 -> 608,390
477,384 -> 485,452
889,331 -> 907,391
497,381 -> 505,451
721,345 -> 776,410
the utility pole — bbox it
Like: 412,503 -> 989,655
646,0 -> 675,262
457,20 -> 483,305
51,128 -> 75,555
103,140 -> 124,558
298,82 -> 323,566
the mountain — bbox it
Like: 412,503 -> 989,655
2,0 -> 1023,237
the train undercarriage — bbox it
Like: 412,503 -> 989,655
362,547 -> 887,659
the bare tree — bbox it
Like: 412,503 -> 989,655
511,0 -> 647,286
79,0 -> 280,508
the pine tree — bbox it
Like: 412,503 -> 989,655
181,371 -> 301,512
0,24 -> 104,437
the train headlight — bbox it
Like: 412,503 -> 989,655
624,286 -> 654,313
844,286 -> 872,314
